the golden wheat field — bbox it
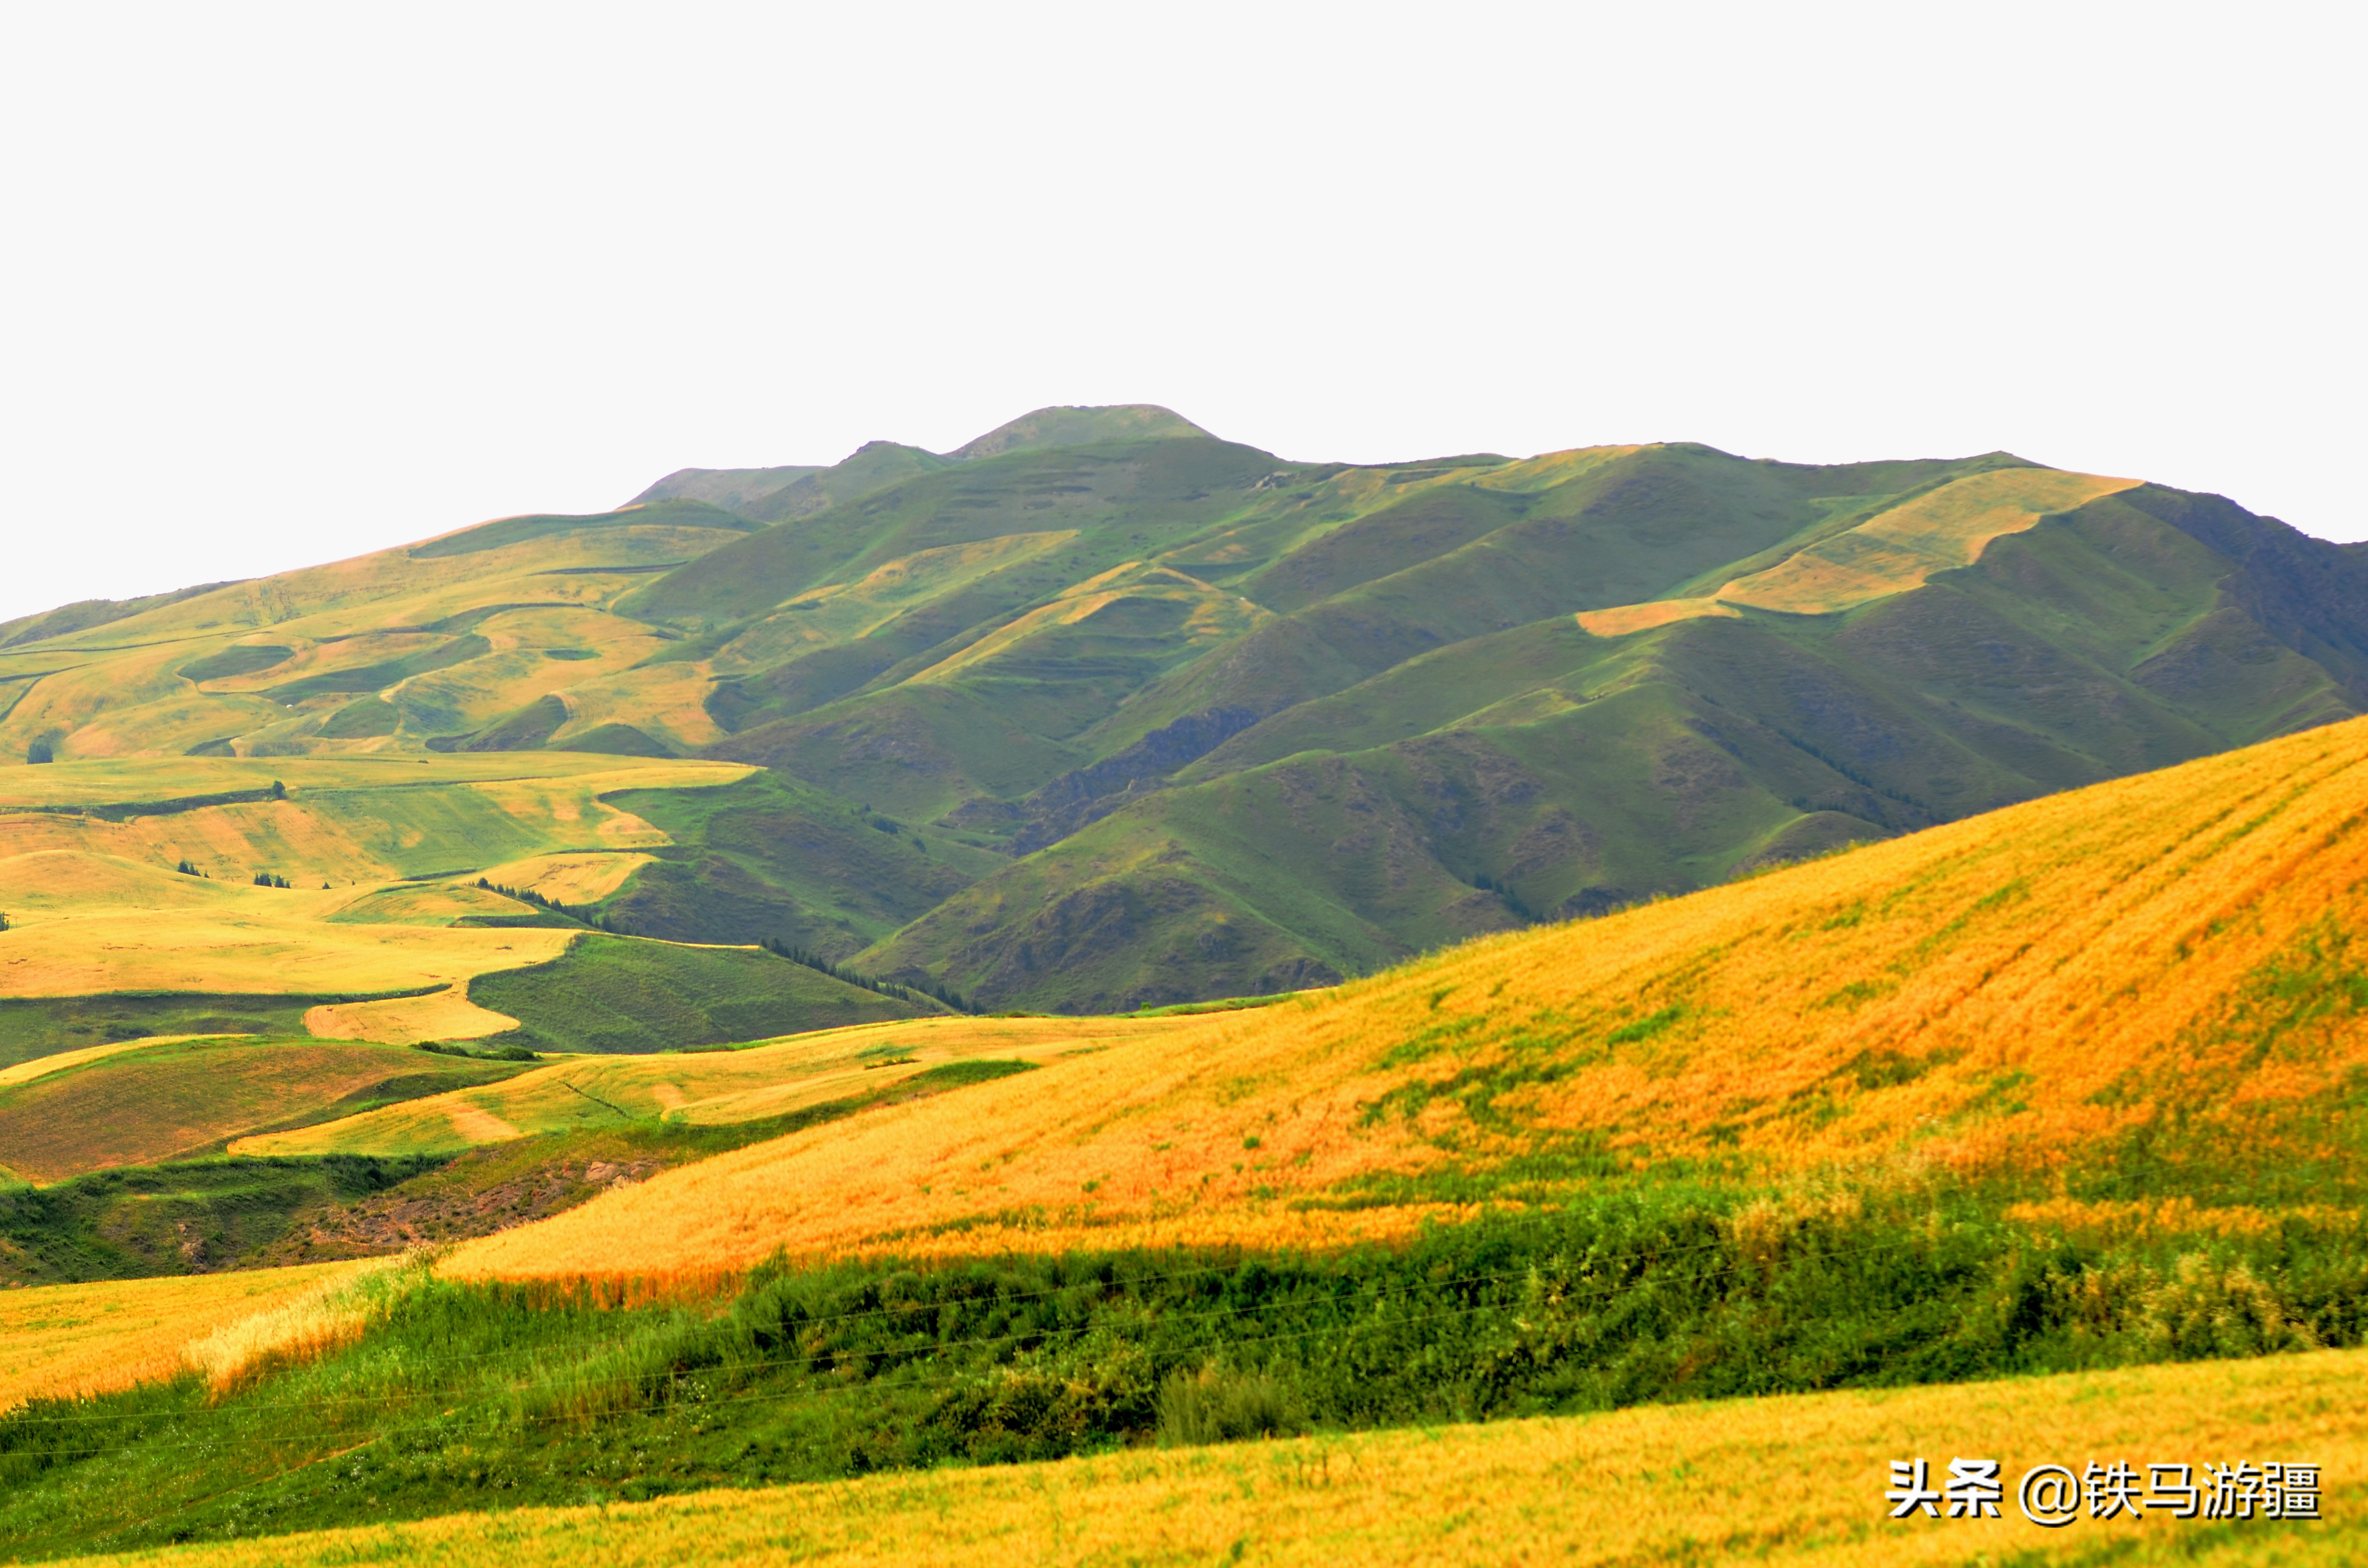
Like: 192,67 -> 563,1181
0,754 -> 747,1005
0,1262 -> 376,1413
234,1014 -> 1202,1159
446,711 -> 2368,1279
45,1346 -> 2367,1567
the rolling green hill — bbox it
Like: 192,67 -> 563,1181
464,932 -> 942,1054
7,406 -> 2367,1008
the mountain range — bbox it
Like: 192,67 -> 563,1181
6,404 -> 2364,1011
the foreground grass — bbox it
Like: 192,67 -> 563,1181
0,1263 -> 370,1411
48,1347 -> 2368,1567
4,1182 -> 2363,1557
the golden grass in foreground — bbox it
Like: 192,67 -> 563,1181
0,1263 -> 370,1412
451,713 -> 2368,1278
235,1015 -> 1198,1159
56,1348 -> 2368,1567
180,1256 -> 417,1391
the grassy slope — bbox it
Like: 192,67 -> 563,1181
458,710 -> 2368,1277
0,755 -> 762,1077
0,1155 -> 445,1285
0,1262 -> 370,1412
9,718 -> 2368,1556
865,484 -> 2368,1007
594,767 -> 1001,957
9,415 -> 2368,1014
2,1058 -> 1061,1286
0,1037 -> 530,1181
2,1206 -> 2360,1559
35,1349 -> 2366,1566
238,1015 -> 1192,1159
0,995 -> 433,1071
463,933 -> 938,1055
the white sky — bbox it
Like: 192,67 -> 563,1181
0,2 -> 2359,625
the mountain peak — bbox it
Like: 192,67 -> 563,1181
949,404 -> 1212,462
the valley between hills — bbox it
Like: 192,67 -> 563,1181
3,406 -> 2366,1563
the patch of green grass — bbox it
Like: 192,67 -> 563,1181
1120,992 -> 1303,1017
597,767 -> 999,958
0,1154 -> 444,1285
407,499 -> 755,559
0,991 -> 442,1071
3,1175 -> 2361,1559
468,933 -> 937,1054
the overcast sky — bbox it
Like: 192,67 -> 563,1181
1,2 -> 2359,624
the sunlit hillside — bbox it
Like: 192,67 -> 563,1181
453,710 -> 2368,1278
0,752 -> 951,1077
7,407 -> 2365,1007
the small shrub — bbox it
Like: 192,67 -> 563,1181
1156,1364 -> 1303,1447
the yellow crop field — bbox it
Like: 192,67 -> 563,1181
1575,595 -> 1740,636
301,986 -> 518,1046
452,712 -> 2368,1280
0,755 -> 746,1020
1715,467 -> 2139,615
0,905 -> 572,998
49,1346 -> 2367,1567
237,1014 -> 1198,1159
0,1262 -> 373,1412
471,851 -> 653,904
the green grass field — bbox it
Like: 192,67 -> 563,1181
466,934 -> 940,1054
0,992 -> 451,1071
2,1180 -> 2362,1560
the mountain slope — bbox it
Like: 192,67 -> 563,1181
8,409 -> 2368,1007
455,710 -> 2368,1276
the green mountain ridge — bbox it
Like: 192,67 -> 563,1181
6,406 -> 2365,1012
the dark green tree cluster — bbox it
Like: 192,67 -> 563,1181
475,878 -> 615,930
251,872 -> 291,889
24,740 -> 51,765
175,860 -> 206,878
760,936 -> 971,1013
